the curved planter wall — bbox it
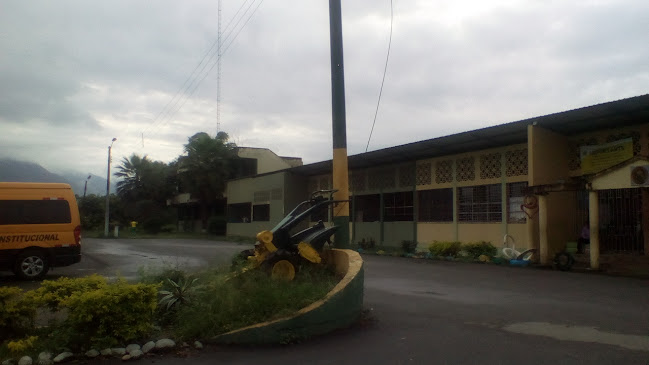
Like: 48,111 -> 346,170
211,249 -> 364,344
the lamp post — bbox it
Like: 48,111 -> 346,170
104,138 -> 117,237
83,175 -> 91,198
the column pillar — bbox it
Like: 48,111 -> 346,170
589,190 -> 600,270
538,194 -> 549,265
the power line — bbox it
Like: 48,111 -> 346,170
142,0 -> 264,144
141,0 -> 264,145
139,0 -> 253,139
366,0 -> 394,152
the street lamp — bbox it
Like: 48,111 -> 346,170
83,175 -> 91,198
104,138 -> 117,237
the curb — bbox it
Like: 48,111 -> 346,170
210,249 -> 364,344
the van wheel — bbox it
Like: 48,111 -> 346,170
14,250 -> 50,280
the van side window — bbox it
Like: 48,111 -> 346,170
0,200 -> 71,225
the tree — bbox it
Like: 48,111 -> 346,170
113,154 -> 177,231
114,154 -> 176,204
178,132 -> 238,229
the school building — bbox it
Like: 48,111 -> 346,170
225,94 -> 649,269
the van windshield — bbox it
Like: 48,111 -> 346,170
0,200 -> 71,225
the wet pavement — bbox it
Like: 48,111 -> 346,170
2,243 -> 648,364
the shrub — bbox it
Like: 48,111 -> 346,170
60,279 -> 159,349
428,241 -> 462,257
24,275 -> 107,311
358,238 -> 376,250
0,287 -> 36,341
6,336 -> 38,355
401,240 -> 418,253
462,241 -> 497,259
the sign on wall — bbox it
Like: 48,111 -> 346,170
580,138 -> 633,174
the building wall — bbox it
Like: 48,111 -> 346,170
237,147 -> 299,175
530,124 -> 649,256
227,172 -> 287,238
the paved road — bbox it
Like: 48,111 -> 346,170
0,238 -> 252,287
2,241 -> 648,364
139,255 -> 648,365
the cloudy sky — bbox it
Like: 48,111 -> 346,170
1,0 -> 648,178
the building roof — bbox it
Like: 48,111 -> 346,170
290,94 -> 649,176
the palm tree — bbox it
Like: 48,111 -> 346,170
114,154 -> 149,201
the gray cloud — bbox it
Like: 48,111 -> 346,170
0,0 -> 647,177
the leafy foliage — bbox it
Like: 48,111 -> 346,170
428,241 -> 462,257
24,274 -> 107,311
60,279 -> 159,349
172,264 -> 337,339
159,278 -> 198,311
462,241 -> 497,258
0,287 -> 36,341
177,132 -> 238,228
401,240 -> 418,253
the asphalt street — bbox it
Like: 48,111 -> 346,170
2,239 -> 648,364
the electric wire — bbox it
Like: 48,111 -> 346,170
139,0 -> 253,139
141,0 -> 264,145
365,0 -> 394,152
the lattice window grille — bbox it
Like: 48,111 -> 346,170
435,160 -> 453,184
505,148 -> 529,177
456,157 -> 475,182
399,165 -> 415,187
480,153 -> 502,179
368,169 -> 381,190
380,168 -> 396,189
350,172 -> 366,192
416,162 -> 432,185
253,190 -> 271,203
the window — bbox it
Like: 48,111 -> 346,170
253,204 -> 270,221
352,194 -> 380,222
458,184 -> 501,222
227,203 -> 251,223
418,189 -> 453,222
383,191 -> 414,222
507,182 -> 528,223
0,200 -> 71,225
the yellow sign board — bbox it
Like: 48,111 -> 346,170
580,138 -> 633,174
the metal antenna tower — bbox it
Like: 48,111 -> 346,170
216,0 -> 222,134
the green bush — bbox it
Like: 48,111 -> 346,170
358,238 -> 376,250
462,241 -> 497,259
401,240 -> 418,253
25,274 -> 107,311
428,241 -> 462,257
0,287 -> 36,341
60,279 -> 159,349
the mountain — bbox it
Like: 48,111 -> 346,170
0,158 -> 113,196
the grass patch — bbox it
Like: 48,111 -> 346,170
136,257 -> 339,341
168,264 -> 338,340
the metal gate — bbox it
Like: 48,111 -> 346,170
598,188 -> 644,254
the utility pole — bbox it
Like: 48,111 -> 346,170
216,0 -> 222,134
329,0 -> 350,248
83,175 -> 91,198
104,138 -> 117,237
